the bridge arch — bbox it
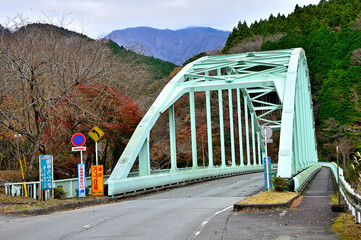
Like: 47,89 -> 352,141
106,48 -> 318,196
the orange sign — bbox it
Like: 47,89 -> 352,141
91,165 -> 104,196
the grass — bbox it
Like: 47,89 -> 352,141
238,190 -> 298,204
332,212 -> 361,240
0,193 -> 107,213
330,193 -> 341,205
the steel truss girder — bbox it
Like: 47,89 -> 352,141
106,48 -> 318,196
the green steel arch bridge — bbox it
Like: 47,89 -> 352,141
106,48 -> 319,196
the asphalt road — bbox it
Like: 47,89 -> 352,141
196,167 -> 340,240
0,172 -> 264,240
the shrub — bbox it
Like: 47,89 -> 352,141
54,186 -> 66,199
271,177 -> 288,191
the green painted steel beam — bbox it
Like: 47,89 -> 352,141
106,48 -> 318,196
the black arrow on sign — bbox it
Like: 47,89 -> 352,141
92,129 -> 100,138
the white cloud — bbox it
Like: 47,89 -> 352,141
0,0 -> 321,38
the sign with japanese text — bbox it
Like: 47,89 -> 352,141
78,164 -> 86,198
91,165 -> 104,196
39,155 -> 53,190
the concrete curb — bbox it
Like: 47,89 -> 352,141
9,198 -> 114,215
7,170 -> 264,216
233,194 -> 300,211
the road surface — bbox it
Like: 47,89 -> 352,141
0,172 -> 264,240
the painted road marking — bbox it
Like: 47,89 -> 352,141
279,210 -> 287,217
191,205 -> 233,239
83,217 -> 110,229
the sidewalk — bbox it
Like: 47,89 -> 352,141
199,167 -> 340,240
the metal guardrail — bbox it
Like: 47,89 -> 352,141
339,173 -> 361,223
5,175 -> 110,199
320,162 -> 360,224
106,165 -> 264,196
3,166 -> 259,199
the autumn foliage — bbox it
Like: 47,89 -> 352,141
0,22 -> 145,179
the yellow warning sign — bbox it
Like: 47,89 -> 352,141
88,126 -> 104,142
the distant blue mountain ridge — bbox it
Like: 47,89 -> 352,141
106,27 -> 230,65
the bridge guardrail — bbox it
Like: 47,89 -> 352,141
320,162 -> 360,223
4,166 -> 259,199
292,164 -> 321,193
4,175 -> 110,199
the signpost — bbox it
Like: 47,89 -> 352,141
39,155 -> 53,200
88,126 -> 104,165
261,126 -> 273,191
71,133 -> 86,146
91,165 -> 104,195
88,126 -> 105,196
71,133 -> 87,198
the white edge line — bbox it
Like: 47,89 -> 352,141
193,205 -> 233,238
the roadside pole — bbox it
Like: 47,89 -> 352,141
261,126 -> 273,191
19,157 -> 28,197
336,146 -> 341,205
88,126 -> 105,196
71,133 -> 87,198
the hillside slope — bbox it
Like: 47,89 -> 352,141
106,27 -> 230,65
223,0 -> 361,164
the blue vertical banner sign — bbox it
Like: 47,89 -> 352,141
263,157 -> 272,191
78,164 -> 86,198
39,155 -> 53,190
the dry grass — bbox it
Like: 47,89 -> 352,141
332,212 -> 361,240
0,193 -> 107,213
238,190 -> 298,204
0,170 -> 23,182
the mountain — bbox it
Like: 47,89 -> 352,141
223,0 -> 361,164
106,27 -> 230,65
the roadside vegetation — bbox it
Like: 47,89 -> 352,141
332,212 -> 361,240
238,190 -> 297,205
224,0 -> 361,192
0,20 -> 176,182
0,193 -> 106,213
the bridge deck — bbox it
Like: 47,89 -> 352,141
198,167 -> 340,239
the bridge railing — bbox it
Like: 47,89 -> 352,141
320,162 -> 361,223
4,175 -> 110,199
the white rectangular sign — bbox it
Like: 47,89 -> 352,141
72,146 -> 86,151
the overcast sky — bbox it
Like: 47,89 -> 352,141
1,0 -> 320,38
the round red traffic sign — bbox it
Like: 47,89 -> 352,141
71,133 -> 86,147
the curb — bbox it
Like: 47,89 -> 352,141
233,194 -> 300,211
9,198 -> 114,215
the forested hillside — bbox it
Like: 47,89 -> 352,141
0,23 -> 175,180
106,27 -> 229,65
224,0 -> 361,180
